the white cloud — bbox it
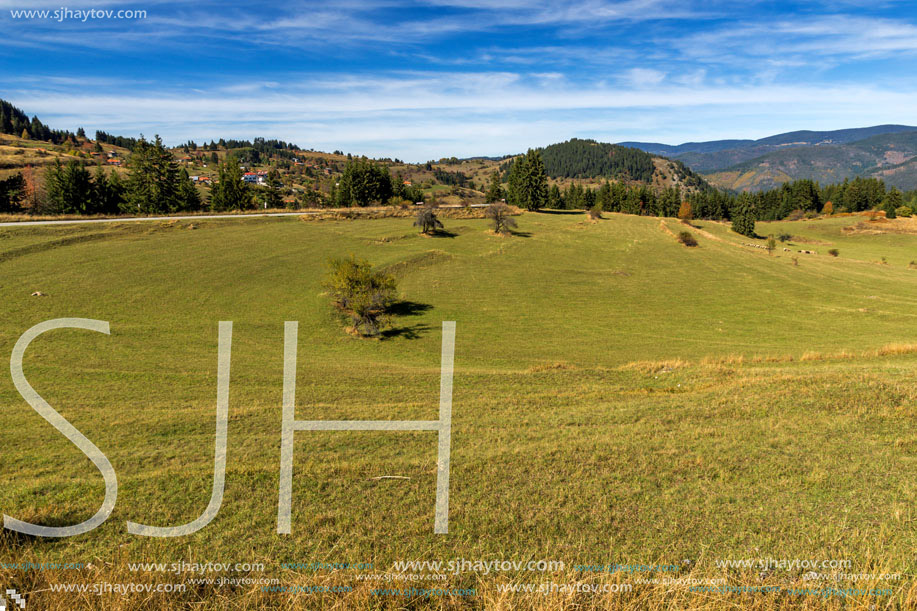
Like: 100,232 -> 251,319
622,68 -> 667,87
4,71 -> 916,160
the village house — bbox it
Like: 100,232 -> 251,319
242,172 -> 266,184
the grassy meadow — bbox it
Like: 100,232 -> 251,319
1,211 -> 917,609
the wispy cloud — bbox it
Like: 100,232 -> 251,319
5,69 -> 916,159
1,2 -> 916,158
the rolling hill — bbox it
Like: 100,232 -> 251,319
537,138 -> 711,191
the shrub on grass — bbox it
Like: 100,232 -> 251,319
486,202 -> 518,235
413,204 -> 443,234
678,231 -> 698,247
588,204 -> 603,220
828,249 -> 839,257
778,233 -> 792,242
324,256 -> 397,337
895,206 -> 912,218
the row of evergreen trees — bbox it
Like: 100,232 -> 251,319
1,99 -> 79,145
42,136 -> 203,215
95,130 -> 139,151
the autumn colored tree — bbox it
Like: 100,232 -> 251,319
677,201 -> 693,221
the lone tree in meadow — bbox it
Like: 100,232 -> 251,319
677,201 -> 693,221
324,256 -> 398,337
414,204 -> 444,235
486,201 -> 518,235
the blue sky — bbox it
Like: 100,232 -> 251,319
1,0 -> 916,161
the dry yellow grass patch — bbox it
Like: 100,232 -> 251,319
620,358 -> 688,374
870,343 -> 917,357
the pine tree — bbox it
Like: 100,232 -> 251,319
93,165 -> 124,214
124,135 -> 180,213
265,168 -> 284,209
45,160 -> 94,214
731,194 -> 756,237
209,155 -> 251,211
177,167 -> 202,211
882,187 -> 903,218
507,149 -> 548,211
485,170 -> 504,203
548,184 -> 563,209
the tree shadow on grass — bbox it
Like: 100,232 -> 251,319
427,229 -> 459,238
381,300 -> 435,340
389,300 -> 433,317
381,323 -> 434,340
508,230 -> 533,238
535,209 -> 583,215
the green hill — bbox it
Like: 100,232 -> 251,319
2,212 -> 917,607
538,138 -> 710,191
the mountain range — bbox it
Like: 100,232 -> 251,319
619,125 -> 917,191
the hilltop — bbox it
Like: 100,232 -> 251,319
535,138 -> 710,191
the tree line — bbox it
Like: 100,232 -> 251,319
490,149 -> 917,237
1,99 -> 79,145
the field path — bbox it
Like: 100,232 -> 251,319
0,204 -> 487,227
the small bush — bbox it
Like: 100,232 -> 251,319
587,204 -> 603,220
324,256 -> 397,337
895,206 -> 912,218
678,231 -> 698,247
413,205 -> 444,234
486,202 -> 518,235
828,249 -> 839,257
778,233 -> 792,242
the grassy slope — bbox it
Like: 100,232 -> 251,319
1,213 -> 917,609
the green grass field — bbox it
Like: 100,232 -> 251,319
1,211 -> 917,609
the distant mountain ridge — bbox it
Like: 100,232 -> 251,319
619,125 -> 917,158
620,125 -> 917,191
